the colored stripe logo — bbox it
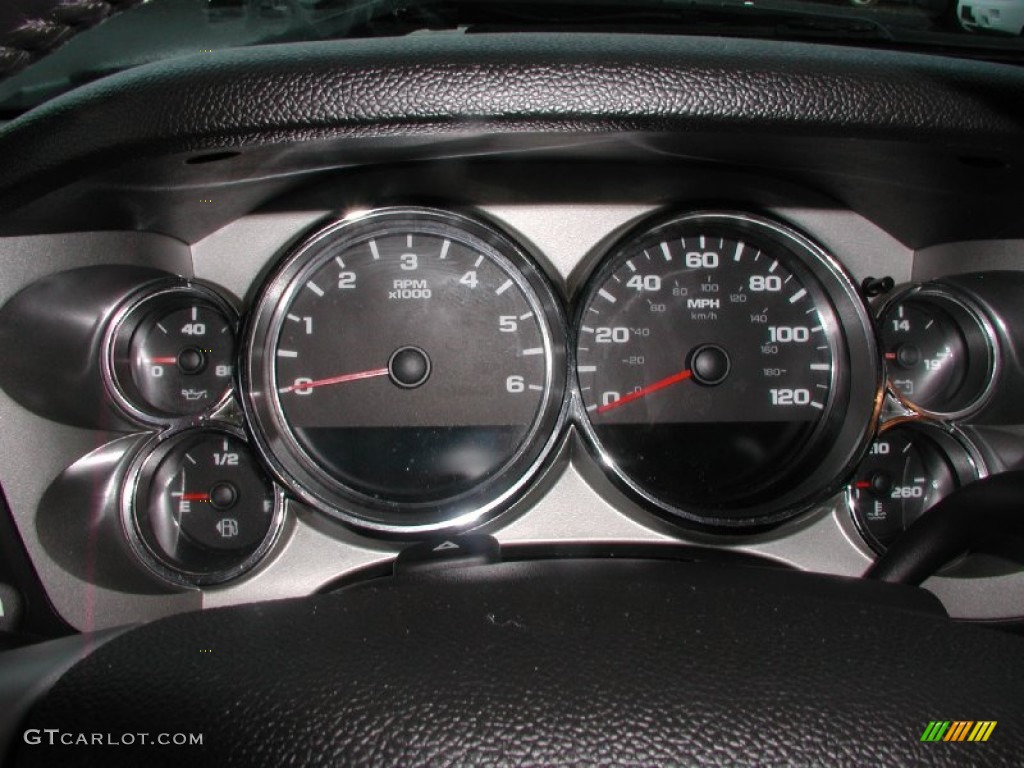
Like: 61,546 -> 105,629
921,721 -> 997,742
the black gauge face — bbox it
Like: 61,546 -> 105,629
243,209 -> 567,532
849,423 -> 979,553
576,212 -> 879,527
879,290 -> 994,417
108,285 -> 237,422
128,430 -> 279,585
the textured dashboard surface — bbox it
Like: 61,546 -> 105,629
2,32 -> 1024,209
0,0 -> 140,80
13,559 -> 1024,767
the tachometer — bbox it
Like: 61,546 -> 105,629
575,211 -> 880,528
242,208 -> 567,534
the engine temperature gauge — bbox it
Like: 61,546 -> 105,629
105,282 -> 237,424
123,428 -> 282,587
849,421 -> 981,553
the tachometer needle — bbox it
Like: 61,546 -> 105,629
278,367 -> 390,393
596,368 -> 693,414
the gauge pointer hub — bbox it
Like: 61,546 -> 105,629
689,344 -> 731,386
388,346 -> 431,389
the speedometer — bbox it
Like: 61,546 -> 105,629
243,208 -> 567,534
575,211 -> 880,529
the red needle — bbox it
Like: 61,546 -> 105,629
180,493 -> 210,501
854,481 -> 872,489
147,357 -> 178,364
279,367 -> 389,394
596,369 -> 693,414
883,353 -> 897,360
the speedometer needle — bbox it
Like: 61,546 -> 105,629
596,368 -> 693,414
278,367 -> 390,393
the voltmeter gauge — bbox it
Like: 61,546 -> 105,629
879,286 -> 997,419
105,281 -> 238,424
848,421 -> 982,554
122,428 -> 283,587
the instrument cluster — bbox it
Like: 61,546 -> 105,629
2,203 -> 1021,597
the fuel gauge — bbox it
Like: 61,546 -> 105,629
123,428 -> 282,587
849,421 -> 982,553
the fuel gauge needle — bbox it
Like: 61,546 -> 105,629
596,368 -> 693,414
278,367 -> 389,394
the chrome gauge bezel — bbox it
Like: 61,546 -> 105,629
240,207 -> 570,535
120,424 -> 286,589
877,284 -> 999,421
846,416 -> 985,556
572,210 -> 883,530
102,279 -> 240,428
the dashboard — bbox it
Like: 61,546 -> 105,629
2,154 -> 1024,632
4,27 -> 1024,765
0,30 -> 1021,639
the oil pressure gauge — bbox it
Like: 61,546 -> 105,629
105,281 -> 237,425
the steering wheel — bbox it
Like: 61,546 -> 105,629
2,473 -> 1024,766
